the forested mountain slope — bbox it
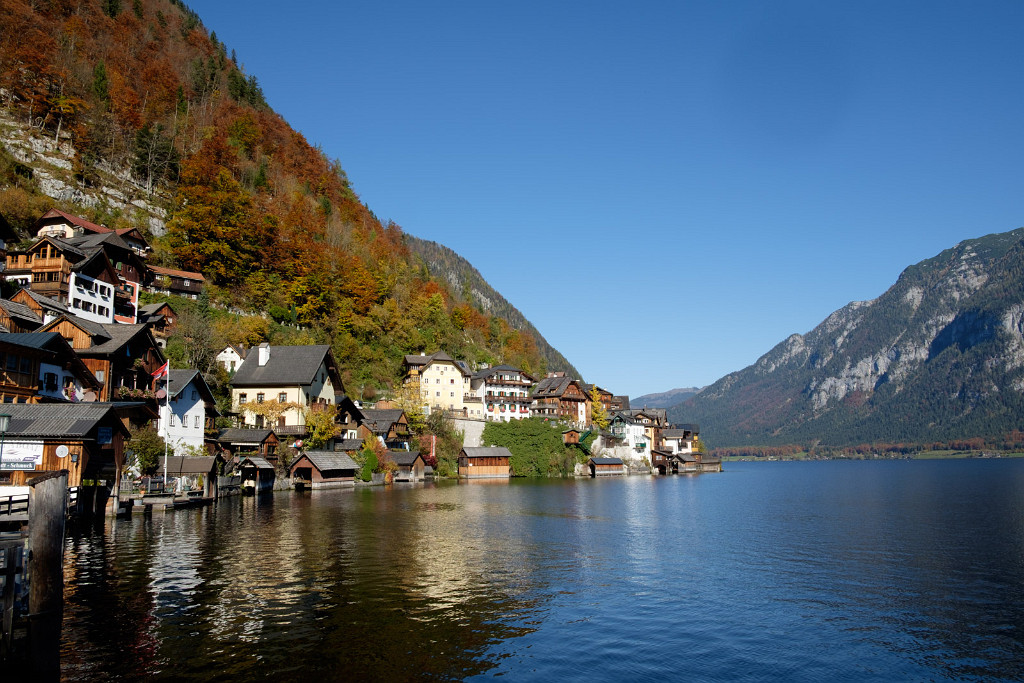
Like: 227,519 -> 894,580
0,0 -> 573,390
670,228 -> 1024,447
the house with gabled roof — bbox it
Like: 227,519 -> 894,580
10,287 -> 69,325
65,231 -> 147,323
158,369 -> 220,455
138,302 -> 177,347
230,343 -> 343,438
0,332 -> 101,403
33,208 -> 111,239
216,428 -> 280,463
403,350 -> 473,416
215,343 -> 247,374
531,373 -> 591,427
458,446 -> 512,479
358,408 -> 410,450
146,264 -> 205,300
288,451 -> 359,489
0,297 -> 43,333
471,364 -> 536,422
0,402 -> 131,504
39,315 -> 164,401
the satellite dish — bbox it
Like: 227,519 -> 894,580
56,445 -> 69,458
82,391 -> 97,402
155,389 -> 167,400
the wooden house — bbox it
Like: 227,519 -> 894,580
0,298 -> 43,333
588,456 -> 625,477
146,264 -> 205,300
65,231 -> 147,323
238,456 -> 275,493
0,402 -> 131,514
216,428 -> 280,463
156,454 -> 224,498
531,374 -> 590,427
9,287 -> 69,325
458,446 -> 512,479
138,302 -> 177,347
39,316 -> 164,401
288,451 -> 358,489
0,332 -> 101,403
562,428 -> 582,445
358,409 -> 410,450
389,451 -> 425,481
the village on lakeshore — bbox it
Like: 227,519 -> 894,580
0,208 -> 719,522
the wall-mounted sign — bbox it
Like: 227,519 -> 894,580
97,427 -> 112,445
0,441 -> 44,470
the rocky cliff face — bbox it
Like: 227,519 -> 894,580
670,228 -> 1024,446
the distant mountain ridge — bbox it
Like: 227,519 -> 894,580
632,387 -> 702,410
670,227 -> 1024,447
405,237 -> 579,378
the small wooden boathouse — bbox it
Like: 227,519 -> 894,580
458,446 -> 512,479
587,456 -> 625,477
288,451 -> 358,489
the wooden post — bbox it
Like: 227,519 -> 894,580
27,470 -> 67,679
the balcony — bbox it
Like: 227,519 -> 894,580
486,377 -> 532,387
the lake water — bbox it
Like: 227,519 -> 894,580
60,459 -> 1024,681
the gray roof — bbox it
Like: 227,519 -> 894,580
299,451 -> 358,472
589,457 -> 624,465
472,364 -> 535,382
403,351 -> 472,376
360,409 -> 405,434
461,446 -> 513,459
16,288 -> 68,314
239,456 -> 274,470
389,451 -> 422,466
65,230 -> 132,253
662,428 -> 698,438
0,298 -> 42,324
83,323 -> 151,355
1,403 -> 124,438
157,455 -> 220,475
533,375 -> 582,398
0,331 -> 62,350
231,345 -> 333,387
218,428 -> 276,445
333,439 -> 364,452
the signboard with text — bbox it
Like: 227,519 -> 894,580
0,441 -> 45,471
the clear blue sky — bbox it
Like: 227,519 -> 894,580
189,0 -> 1024,399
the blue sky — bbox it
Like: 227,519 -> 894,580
188,1 -> 1024,399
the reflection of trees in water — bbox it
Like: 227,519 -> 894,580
60,487 -> 542,681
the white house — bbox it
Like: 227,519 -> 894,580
402,351 -> 473,416
159,369 -> 219,455
660,425 -> 700,455
471,364 -> 536,422
216,344 -> 247,374
607,413 -> 652,462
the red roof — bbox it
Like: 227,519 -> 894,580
37,208 -> 112,234
149,264 -> 205,281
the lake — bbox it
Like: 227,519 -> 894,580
60,459 -> 1024,681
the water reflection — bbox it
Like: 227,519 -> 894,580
59,462 -> 1024,682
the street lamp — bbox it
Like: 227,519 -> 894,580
0,413 -> 11,472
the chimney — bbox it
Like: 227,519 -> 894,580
258,343 -> 270,367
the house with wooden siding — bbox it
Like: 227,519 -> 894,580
238,456 -> 275,493
458,446 -> 512,479
0,298 -> 44,333
9,287 -> 69,326
358,409 -> 410,450
39,316 -> 164,401
0,332 -> 101,403
138,302 -> 177,348
230,343 -> 343,437
0,403 -> 131,512
216,428 -> 280,463
588,456 -> 625,477
146,264 -> 205,300
155,454 -> 224,498
288,451 -> 358,489
531,373 -> 591,427
390,451 -> 426,481
63,231 -> 147,323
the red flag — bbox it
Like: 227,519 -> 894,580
152,361 -> 169,379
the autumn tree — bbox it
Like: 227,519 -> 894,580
589,386 -> 609,429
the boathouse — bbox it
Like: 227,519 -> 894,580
288,451 -> 358,489
588,456 -> 625,477
238,456 -> 275,493
155,454 -> 224,498
390,451 -> 425,482
458,446 -> 512,479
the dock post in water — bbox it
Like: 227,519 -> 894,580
27,470 -> 67,679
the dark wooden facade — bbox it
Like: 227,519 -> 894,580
588,457 -> 625,477
288,451 -> 357,489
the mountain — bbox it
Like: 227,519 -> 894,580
405,237 -> 579,378
670,228 -> 1024,447
0,0 -> 575,389
632,387 -> 702,410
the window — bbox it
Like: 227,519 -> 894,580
191,390 -> 197,401
436,391 -> 440,397
6,355 -> 17,371
43,372 -> 58,391
257,393 -> 265,403
279,392 -> 287,403
239,393 -> 247,405
450,392 -> 454,397
169,414 -> 175,427
19,357 -> 30,373
450,379 -> 455,384
194,415 -> 200,429
95,370 -> 105,383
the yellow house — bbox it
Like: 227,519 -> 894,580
403,351 -> 473,416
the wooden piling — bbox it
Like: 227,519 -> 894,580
27,470 -> 67,679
